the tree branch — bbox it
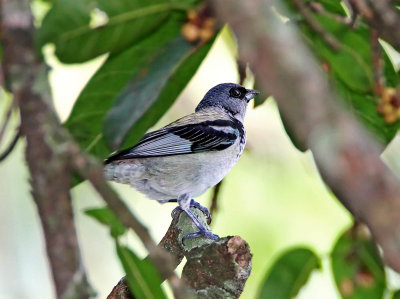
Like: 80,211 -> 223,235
0,1 -> 185,298
0,1 -> 92,297
107,208 -> 252,299
69,150 -> 188,298
212,0 -> 400,272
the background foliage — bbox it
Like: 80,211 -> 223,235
2,0 -> 400,298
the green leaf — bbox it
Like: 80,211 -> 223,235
36,0 -> 191,63
64,19 -> 181,159
382,43 -> 399,88
258,247 -> 321,299
118,35 -> 215,152
116,243 -> 166,299
283,4 -> 400,144
334,78 -> 400,143
331,227 -> 386,299
301,15 -> 373,93
104,35 -> 215,150
103,37 -> 191,149
392,290 -> 400,299
65,18 -> 215,158
85,207 -> 126,238
309,0 -> 347,15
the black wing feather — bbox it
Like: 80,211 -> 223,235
105,119 -> 242,163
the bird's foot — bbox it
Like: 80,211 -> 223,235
171,199 -> 211,224
174,194 -> 219,243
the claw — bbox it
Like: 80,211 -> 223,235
182,230 -> 220,243
174,195 -> 218,243
189,200 -> 212,224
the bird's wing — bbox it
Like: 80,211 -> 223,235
105,114 -> 241,163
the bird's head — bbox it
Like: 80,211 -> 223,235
195,83 -> 259,122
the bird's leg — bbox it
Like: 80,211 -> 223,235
176,194 -> 219,241
170,198 -> 212,224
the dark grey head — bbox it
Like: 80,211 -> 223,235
195,83 -> 259,122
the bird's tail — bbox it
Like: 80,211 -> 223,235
104,162 -> 143,184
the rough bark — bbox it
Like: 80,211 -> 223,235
0,1 -> 184,297
0,0 -> 92,297
107,208 -> 252,299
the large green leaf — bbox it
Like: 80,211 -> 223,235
116,243 -> 166,299
258,248 -> 321,299
282,1 -> 400,144
334,78 -> 400,143
85,207 -> 126,238
104,36 -> 215,150
311,0 -> 346,15
36,0 -> 193,63
64,19 -> 181,159
103,37 -> 192,149
301,15 -> 373,93
331,228 -> 386,299
65,20 -> 215,158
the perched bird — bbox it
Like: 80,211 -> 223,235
104,83 -> 258,240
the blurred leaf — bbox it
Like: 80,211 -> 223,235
116,243 -> 166,299
36,0 -> 193,63
331,227 -> 386,299
85,207 -> 126,238
393,290 -> 400,299
65,20 -> 215,159
103,37 -> 192,149
284,5 -> 400,144
116,36 -> 215,152
382,44 -> 399,88
301,15 -> 373,93
312,0 -> 347,15
253,95 -> 268,108
64,17 -> 181,159
280,111 -> 308,152
258,247 -> 321,299
334,78 -> 400,143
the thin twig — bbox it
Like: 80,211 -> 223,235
308,2 -> 352,25
0,99 -> 15,146
371,29 -> 384,96
350,0 -> 400,52
293,0 -> 342,51
348,0 -> 373,19
0,126 -> 20,162
210,180 -> 223,215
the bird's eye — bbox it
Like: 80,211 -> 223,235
229,87 -> 244,98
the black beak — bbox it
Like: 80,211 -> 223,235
245,89 -> 259,102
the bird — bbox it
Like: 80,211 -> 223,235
104,83 -> 258,241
